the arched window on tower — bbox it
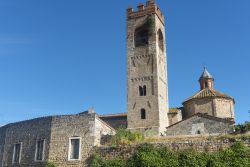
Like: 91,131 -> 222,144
139,86 -> 143,96
134,26 -> 149,47
143,85 -> 146,96
157,29 -> 164,51
141,108 -> 146,119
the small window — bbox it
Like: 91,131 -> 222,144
143,85 -> 146,96
141,109 -> 146,119
158,29 -> 164,51
12,143 -> 21,164
35,140 -> 45,161
139,86 -> 143,96
69,137 -> 81,161
135,26 -> 149,47
205,82 -> 208,88
139,86 -> 147,96
196,130 -> 201,134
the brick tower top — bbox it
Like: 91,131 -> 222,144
127,0 -> 165,25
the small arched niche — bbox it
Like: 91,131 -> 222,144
157,29 -> 164,51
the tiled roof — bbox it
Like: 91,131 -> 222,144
183,88 -> 234,104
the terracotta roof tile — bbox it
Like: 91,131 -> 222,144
183,88 -> 234,104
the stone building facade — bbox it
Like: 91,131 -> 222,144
165,113 -> 234,136
0,110 -> 115,167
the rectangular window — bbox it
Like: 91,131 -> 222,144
68,137 -> 81,160
12,143 -> 21,164
35,140 -> 45,161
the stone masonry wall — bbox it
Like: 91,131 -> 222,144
94,139 -> 250,160
1,117 -> 53,167
183,98 -> 214,118
48,113 -> 95,167
0,112 -> 114,167
94,116 -> 115,147
0,126 -> 7,167
165,115 -> 233,136
214,98 -> 235,119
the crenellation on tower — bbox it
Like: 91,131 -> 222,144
126,0 -> 164,25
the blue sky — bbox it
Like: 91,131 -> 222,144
0,0 -> 249,125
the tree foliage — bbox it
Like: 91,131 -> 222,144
235,122 -> 250,134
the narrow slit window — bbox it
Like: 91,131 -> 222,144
139,86 -> 143,96
158,29 -> 164,51
141,109 -> 146,119
143,85 -> 146,96
12,143 -> 21,164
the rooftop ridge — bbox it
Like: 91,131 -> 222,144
183,88 -> 234,104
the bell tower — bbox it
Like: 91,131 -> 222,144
199,67 -> 214,90
126,0 -> 169,136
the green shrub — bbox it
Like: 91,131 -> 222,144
235,122 -> 250,134
90,154 -> 126,167
46,162 -> 56,167
90,142 -> 250,167
126,144 -> 178,167
110,129 -> 144,146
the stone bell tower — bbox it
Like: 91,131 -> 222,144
126,0 -> 169,136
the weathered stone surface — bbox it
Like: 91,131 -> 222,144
127,0 -> 169,136
99,114 -> 127,130
95,139 -> 250,160
165,113 -> 234,136
0,111 -> 115,167
1,117 -> 52,167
